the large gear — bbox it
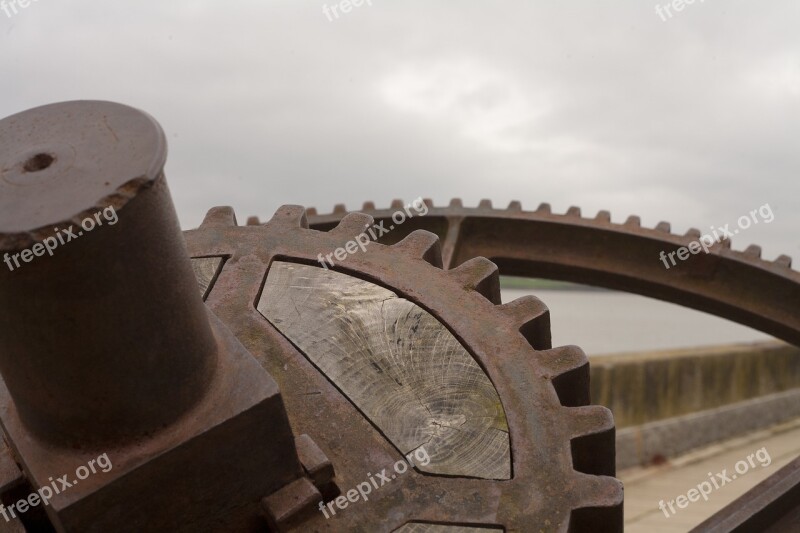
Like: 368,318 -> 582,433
304,200 -> 800,346
185,205 -> 623,532
297,199 -> 800,532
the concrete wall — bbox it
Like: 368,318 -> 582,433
615,388 -> 800,470
590,341 -> 800,428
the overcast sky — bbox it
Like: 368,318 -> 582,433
2,1 -> 798,261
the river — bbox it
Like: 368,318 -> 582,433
500,289 -> 775,356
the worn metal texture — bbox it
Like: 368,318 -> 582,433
185,206 -> 622,532
305,200 -> 800,347
303,200 -> 800,530
0,101 -> 306,532
0,100 -> 216,446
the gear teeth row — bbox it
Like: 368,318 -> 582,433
448,257 -> 501,304
498,296 -> 551,350
266,205 -> 309,229
568,405 -> 616,478
200,206 -> 238,228
314,198 -> 533,212
537,346 -> 590,408
392,230 -> 443,268
306,200 -> 797,273
329,212 -> 374,236
713,240 -> 795,268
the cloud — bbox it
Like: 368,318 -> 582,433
379,59 -> 553,152
0,0 -> 797,262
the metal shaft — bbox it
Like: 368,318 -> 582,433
0,101 -> 217,446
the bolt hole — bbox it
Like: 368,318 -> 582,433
23,153 -> 55,173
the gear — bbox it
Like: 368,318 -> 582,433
185,205 -> 622,532
303,199 -> 800,346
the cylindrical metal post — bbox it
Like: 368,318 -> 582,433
0,101 -> 217,446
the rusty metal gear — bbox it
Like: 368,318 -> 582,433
303,199 -> 800,346
297,199 -> 800,531
185,206 -> 623,532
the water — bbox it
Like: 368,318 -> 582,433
500,289 -> 775,356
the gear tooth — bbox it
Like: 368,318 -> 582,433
595,210 -> 611,222
449,257 -> 501,304
719,239 -> 732,249
390,199 -> 405,209
775,254 -> 793,268
266,205 -> 308,229
744,244 -> 762,258
478,199 -> 493,209
306,207 -> 318,216
449,198 -> 463,208
508,200 -> 522,211
362,201 -> 376,210
624,215 -> 641,227
200,206 -> 238,228
565,206 -> 582,217
332,203 -> 347,214
499,295 -> 551,350
569,405 -> 615,437
536,202 -> 552,214
393,230 -> 443,267
538,346 -> 589,407
685,227 -> 701,239
655,221 -> 671,233
422,198 -> 434,208
330,212 -> 374,235
246,216 -> 261,226
568,405 -> 616,477
568,477 -> 624,530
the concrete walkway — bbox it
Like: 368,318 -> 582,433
622,417 -> 800,531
